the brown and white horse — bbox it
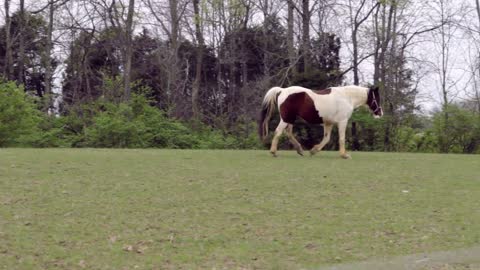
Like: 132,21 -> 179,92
258,85 -> 383,158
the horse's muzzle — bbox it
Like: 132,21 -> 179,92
373,108 -> 384,118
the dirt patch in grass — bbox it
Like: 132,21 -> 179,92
319,246 -> 480,270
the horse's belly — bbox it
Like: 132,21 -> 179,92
298,109 -> 323,124
313,96 -> 347,123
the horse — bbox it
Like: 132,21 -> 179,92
258,85 -> 383,159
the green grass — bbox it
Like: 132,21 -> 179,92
0,149 -> 479,269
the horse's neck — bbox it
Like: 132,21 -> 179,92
337,86 -> 368,108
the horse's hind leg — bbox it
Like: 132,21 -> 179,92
286,124 -> 304,156
270,120 -> 288,157
310,123 -> 333,156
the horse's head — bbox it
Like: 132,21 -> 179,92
367,86 -> 383,118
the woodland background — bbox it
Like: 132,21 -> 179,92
1,0 -> 480,153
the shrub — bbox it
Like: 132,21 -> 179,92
80,94 -> 203,148
27,116 -> 76,147
433,105 -> 480,153
84,104 -> 149,148
0,81 -> 41,146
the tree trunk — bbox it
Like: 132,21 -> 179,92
373,5 -> 381,84
386,2 -> 399,151
287,0 -> 295,67
350,0 -> 378,85
439,0 -> 449,152
352,28 -> 359,85
350,0 -> 378,151
262,0 -> 270,77
192,0 -> 204,120
123,0 -> 135,101
3,0 -> 13,80
18,0 -> 26,86
301,0 -> 310,73
474,0 -> 480,114
170,0 -> 179,75
373,1 -> 395,151
351,27 -> 360,151
44,0 -> 55,111
380,2 -> 395,85
476,0 -> 480,40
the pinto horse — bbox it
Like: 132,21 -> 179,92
259,85 -> 383,159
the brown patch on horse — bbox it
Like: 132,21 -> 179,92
312,88 -> 332,95
280,92 -> 323,124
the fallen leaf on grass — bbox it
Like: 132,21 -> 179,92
123,245 -> 134,252
136,245 -> 148,254
109,235 -> 118,243
123,241 -> 151,254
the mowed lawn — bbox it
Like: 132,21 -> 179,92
0,149 -> 479,270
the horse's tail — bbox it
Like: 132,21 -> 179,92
259,87 -> 283,141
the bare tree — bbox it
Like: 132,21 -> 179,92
107,0 -> 136,100
42,0 -> 59,110
472,0 -> 480,113
429,0 -> 461,152
144,0 -> 188,109
124,0 -> 135,100
345,0 -> 379,150
191,0 -> 204,120
438,0 -> 450,115
17,0 -> 26,85
300,0 -> 310,72
3,0 -> 13,79
168,0 -> 181,102
287,0 -> 295,67
348,0 -> 379,85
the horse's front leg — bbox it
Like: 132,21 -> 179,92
338,120 -> 351,159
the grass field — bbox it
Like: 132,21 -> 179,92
1,149 -> 479,269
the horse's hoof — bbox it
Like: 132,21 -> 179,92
270,152 -> 278,157
309,150 -> 316,156
340,154 -> 351,159
297,150 -> 304,156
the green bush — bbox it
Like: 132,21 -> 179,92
413,131 -> 437,153
27,116 -> 74,147
349,108 -> 386,151
392,126 -> 417,152
433,105 -> 480,153
76,94 -> 202,148
39,93 -> 262,149
84,104 -> 148,148
0,81 -> 41,146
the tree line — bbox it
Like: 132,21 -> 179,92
1,0 -> 480,153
